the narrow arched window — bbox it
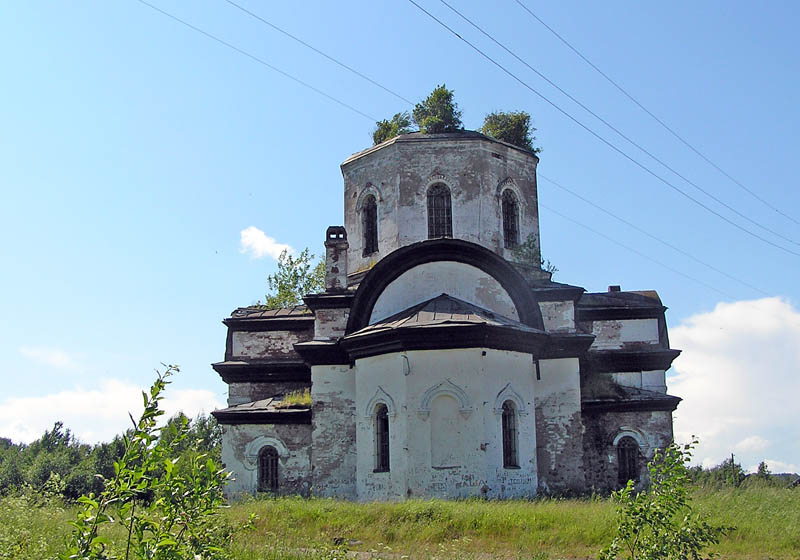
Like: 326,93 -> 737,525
427,184 -> 452,239
501,401 -> 518,468
502,190 -> 519,248
258,446 -> 279,492
362,194 -> 378,256
375,404 -> 390,472
617,437 -> 639,485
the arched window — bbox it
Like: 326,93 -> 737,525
427,184 -> 452,239
617,436 -> 639,485
362,194 -> 378,256
502,190 -> 519,248
375,404 -> 390,472
501,400 -> 519,468
258,446 -> 279,492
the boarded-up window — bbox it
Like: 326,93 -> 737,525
362,195 -> 378,256
427,184 -> 452,239
375,404 -> 390,472
502,190 -> 519,248
430,395 -> 463,468
258,446 -> 279,492
501,401 -> 518,468
617,437 -> 639,485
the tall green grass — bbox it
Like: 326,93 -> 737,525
3,485 -> 798,559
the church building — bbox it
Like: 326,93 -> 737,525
212,131 -> 682,499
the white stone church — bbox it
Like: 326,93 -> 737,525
212,131 -> 681,500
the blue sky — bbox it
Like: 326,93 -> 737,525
1,1 -> 798,472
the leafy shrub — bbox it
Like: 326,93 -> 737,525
61,365 -> 230,560
479,111 -> 540,153
600,439 -> 732,560
372,111 -> 412,145
412,85 -> 463,133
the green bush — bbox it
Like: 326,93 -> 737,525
600,440 -> 732,560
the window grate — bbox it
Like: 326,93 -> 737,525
258,446 -> 279,492
375,404 -> 390,472
502,401 -> 518,468
427,184 -> 452,239
617,437 -> 639,485
502,190 -> 519,248
362,195 -> 378,256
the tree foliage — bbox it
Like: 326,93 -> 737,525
61,366 -> 230,560
412,85 -> 463,133
479,111 -> 540,153
264,248 -> 325,309
600,439 -> 732,560
511,233 -> 557,276
372,111 -> 412,145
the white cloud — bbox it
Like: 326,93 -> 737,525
745,459 -> 800,475
0,379 -> 224,444
669,297 -> 800,471
239,226 -> 292,260
19,345 -> 78,369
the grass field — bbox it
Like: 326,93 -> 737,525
3,485 -> 798,559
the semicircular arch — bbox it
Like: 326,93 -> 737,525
346,238 -> 543,333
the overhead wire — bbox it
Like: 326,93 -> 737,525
438,0 -> 800,248
540,203 -> 735,299
513,0 -> 800,227
221,0 -> 415,106
134,0 -> 378,122
538,173 -> 770,297
406,0 -> 800,258
133,0 -> 768,298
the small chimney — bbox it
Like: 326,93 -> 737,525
608,285 -> 621,293
324,226 -> 348,292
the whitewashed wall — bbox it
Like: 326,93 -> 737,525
590,319 -> 660,350
353,347 -> 538,500
369,261 -> 518,323
342,136 -> 541,276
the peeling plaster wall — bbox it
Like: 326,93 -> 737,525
354,348 -> 537,501
342,137 -> 540,276
227,381 -> 310,406
582,409 -> 674,493
231,330 -> 309,360
370,261 -> 518,323
534,357 -> 585,494
611,369 -> 667,394
311,364 -> 357,499
590,319 -> 660,350
538,301 -> 575,332
314,308 -> 350,339
220,423 -> 311,498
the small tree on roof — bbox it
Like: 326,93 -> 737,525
412,84 -> 463,133
480,111 -> 540,153
264,248 -> 325,309
372,111 -> 412,145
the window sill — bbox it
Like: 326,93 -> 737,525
503,465 -> 521,470
373,468 -> 390,473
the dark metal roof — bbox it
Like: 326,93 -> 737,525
211,397 -> 311,425
342,131 -> 539,166
578,291 -> 663,309
582,384 -> 681,413
348,293 -> 542,338
230,305 -> 312,319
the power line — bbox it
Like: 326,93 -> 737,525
221,0 -> 415,107
540,203 -> 735,299
406,0 -> 800,258
134,0 -> 772,299
438,0 -> 800,248
538,173 -> 770,297
513,0 -> 800,227
133,0 -> 378,122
